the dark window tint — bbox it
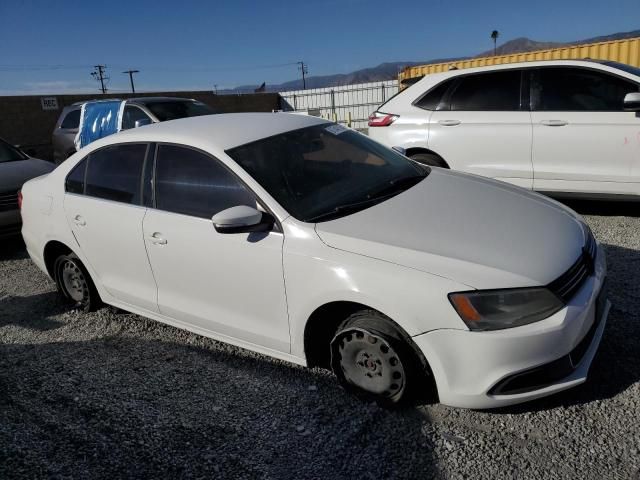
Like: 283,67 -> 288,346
535,67 -> 638,111
449,70 -> 521,111
65,159 -> 87,194
144,101 -> 215,121
60,109 -> 81,129
121,106 -> 152,130
85,144 -> 147,204
155,145 -> 255,219
415,79 -> 453,110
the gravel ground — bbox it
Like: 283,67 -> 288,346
1,201 -> 639,479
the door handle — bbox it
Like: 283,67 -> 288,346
149,232 -> 167,245
73,215 -> 86,227
438,119 -> 461,126
540,119 -> 568,127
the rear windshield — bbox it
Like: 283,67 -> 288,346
144,101 -> 216,121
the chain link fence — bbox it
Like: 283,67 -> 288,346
278,80 -> 399,132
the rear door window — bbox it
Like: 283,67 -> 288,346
154,145 -> 256,219
84,144 -> 148,204
533,67 -> 639,111
448,70 -> 522,111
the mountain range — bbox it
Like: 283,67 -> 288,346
228,29 -> 640,93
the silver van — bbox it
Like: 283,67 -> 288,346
52,97 -> 217,164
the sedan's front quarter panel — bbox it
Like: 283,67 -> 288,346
281,219 -> 470,361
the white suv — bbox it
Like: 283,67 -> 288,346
369,60 -> 640,198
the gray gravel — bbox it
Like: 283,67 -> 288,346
1,200 -> 640,479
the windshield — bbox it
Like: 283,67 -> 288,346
599,61 -> 640,78
144,101 -> 216,121
0,139 -> 27,163
226,124 -> 428,222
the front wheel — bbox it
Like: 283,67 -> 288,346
54,253 -> 101,312
330,310 -> 433,407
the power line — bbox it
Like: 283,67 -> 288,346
123,69 -> 139,93
91,65 -> 108,94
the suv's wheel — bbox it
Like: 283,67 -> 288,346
53,253 -> 101,312
330,310 -> 434,407
410,153 -> 447,168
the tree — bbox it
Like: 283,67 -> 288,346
491,30 -> 500,56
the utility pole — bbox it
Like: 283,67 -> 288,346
91,65 -> 108,94
123,69 -> 139,93
213,84 -> 218,95
297,61 -> 308,90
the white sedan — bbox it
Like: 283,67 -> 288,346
20,113 -> 609,409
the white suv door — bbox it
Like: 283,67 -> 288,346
427,69 -> 533,189
530,66 -> 640,195
63,144 -> 159,312
142,145 -> 290,354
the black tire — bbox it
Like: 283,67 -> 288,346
409,153 -> 447,168
53,253 -> 102,312
330,310 -> 436,407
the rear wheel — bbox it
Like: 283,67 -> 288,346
54,253 -> 101,312
330,310 -> 434,407
410,153 -> 447,168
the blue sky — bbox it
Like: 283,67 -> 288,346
1,0 -> 639,95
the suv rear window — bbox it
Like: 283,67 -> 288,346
60,109 -> 81,129
415,79 -> 454,110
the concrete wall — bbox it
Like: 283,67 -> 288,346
0,91 -> 281,160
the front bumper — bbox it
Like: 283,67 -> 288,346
414,243 -> 609,409
0,209 -> 22,240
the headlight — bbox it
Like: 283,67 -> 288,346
448,288 -> 564,331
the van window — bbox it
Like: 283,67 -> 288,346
60,109 -> 81,129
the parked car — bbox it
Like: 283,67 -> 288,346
369,59 -> 640,198
0,137 -> 54,240
21,113 -> 609,409
52,97 -> 217,164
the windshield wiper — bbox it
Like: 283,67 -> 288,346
304,192 -> 401,223
367,173 -> 427,200
304,173 -> 428,223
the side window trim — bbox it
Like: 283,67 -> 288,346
150,142 -> 281,232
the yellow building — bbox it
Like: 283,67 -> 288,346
399,37 -> 640,86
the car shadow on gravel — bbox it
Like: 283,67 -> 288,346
491,243 -> 640,414
559,199 -> 640,218
0,292 -> 66,330
0,238 -> 28,261
0,333 -> 441,479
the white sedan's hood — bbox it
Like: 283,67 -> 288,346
315,169 -> 587,289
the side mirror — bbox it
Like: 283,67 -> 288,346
623,92 -> 640,111
392,146 -> 407,156
134,118 -> 152,128
212,206 -> 275,234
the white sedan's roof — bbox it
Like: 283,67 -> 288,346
107,112 -> 330,151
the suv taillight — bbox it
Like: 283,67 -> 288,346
18,191 -> 23,210
368,112 -> 398,127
